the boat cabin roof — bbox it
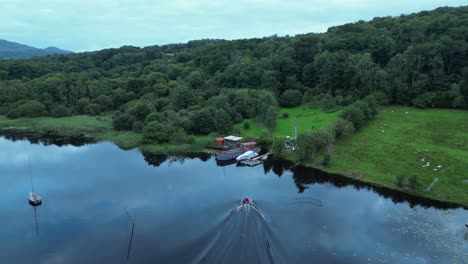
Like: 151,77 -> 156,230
224,135 -> 243,142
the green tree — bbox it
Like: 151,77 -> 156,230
170,85 -> 194,109
313,51 -> 339,95
76,98 -> 91,114
190,108 -> 215,134
7,100 -> 47,118
340,104 -> 366,129
51,105 -> 71,118
113,113 -> 136,131
394,174 -> 407,188
279,89 -> 303,107
272,138 -> 284,155
321,94 -> 336,112
186,70 -> 205,89
322,154 -> 331,167
93,95 -> 114,112
409,175 -> 418,190
334,118 -> 355,138
145,112 -> 163,123
257,130 -> 273,150
213,109 -> 233,134
142,121 -> 172,144
132,121 -> 144,133
264,105 -> 278,129
128,102 -> 151,121
296,128 -> 334,162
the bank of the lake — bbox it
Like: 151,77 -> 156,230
1,105 -> 467,207
280,106 -> 468,208
0,115 -> 214,154
2,137 -> 467,263
0,104 -> 338,154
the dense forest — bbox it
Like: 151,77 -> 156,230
0,6 -> 467,143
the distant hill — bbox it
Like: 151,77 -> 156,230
0,39 -> 72,59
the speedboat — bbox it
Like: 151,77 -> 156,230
241,197 -> 252,205
236,150 -> 259,161
29,192 -> 42,206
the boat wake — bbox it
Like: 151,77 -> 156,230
166,201 -> 290,264
193,202 -> 288,264
288,197 -> 324,207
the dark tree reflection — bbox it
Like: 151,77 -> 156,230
1,131 -> 93,147
143,154 -> 168,167
289,164 -> 462,210
144,152 -> 212,167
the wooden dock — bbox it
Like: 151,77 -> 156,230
252,151 -> 272,161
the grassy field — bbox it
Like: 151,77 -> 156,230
0,115 -> 112,134
235,105 -> 341,137
0,115 -> 212,154
325,106 -> 468,206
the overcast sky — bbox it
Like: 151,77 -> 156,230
0,0 -> 466,52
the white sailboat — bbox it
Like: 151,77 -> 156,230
29,192 -> 42,206
27,156 -> 42,206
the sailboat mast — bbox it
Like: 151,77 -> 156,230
29,155 -> 34,193
124,208 -> 135,261
33,206 -> 39,237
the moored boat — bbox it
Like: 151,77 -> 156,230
215,158 -> 237,167
28,192 -> 42,206
215,137 -> 261,161
238,159 -> 262,167
236,150 -> 259,161
215,148 -> 244,160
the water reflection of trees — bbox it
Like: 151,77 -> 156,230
269,159 -> 462,210
143,152 -> 212,167
0,131 -> 93,147
262,157 -> 294,177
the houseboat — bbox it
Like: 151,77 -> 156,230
215,136 -> 260,161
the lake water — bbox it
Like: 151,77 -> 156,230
0,137 -> 466,264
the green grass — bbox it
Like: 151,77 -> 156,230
326,106 -> 468,206
96,131 -> 142,150
235,105 -> 341,137
0,115 -> 212,154
0,115 -> 112,134
139,135 -> 216,154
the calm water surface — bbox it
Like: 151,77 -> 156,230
0,137 -> 466,263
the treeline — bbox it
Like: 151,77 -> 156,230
294,95 -> 380,165
0,6 -> 467,139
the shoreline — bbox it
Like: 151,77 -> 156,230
1,127 -> 466,209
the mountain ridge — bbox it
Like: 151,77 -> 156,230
0,39 -> 72,59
